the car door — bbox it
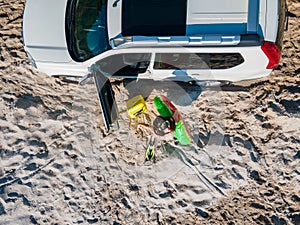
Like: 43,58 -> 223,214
150,52 -> 245,82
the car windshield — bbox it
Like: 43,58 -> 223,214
66,0 -> 110,62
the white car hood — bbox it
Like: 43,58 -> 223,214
23,0 -> 72,63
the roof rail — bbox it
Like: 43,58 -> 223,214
247,0 -> 260,34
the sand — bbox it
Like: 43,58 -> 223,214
0,0 -> 299,224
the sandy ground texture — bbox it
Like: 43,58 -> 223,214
0,0 -> 299,224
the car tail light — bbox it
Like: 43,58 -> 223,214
261,41 -> 281,69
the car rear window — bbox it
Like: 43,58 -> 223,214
122,0 -> 187,36
153,53 -> 244,69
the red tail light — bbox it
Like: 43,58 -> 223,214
261,42 -> 281,69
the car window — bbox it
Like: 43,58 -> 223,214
66,0 -> 110,62
96,53 -> 152,76
153,53 -> 244,70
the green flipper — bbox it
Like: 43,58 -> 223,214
154,96 -> 173,118
173,120 -> 191,145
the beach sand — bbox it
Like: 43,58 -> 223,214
0,0 -> 299,224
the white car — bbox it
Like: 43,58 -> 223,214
23,0 -> 285,83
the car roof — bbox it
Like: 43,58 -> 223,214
108,0 -> 251,40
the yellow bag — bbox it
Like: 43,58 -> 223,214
126,95 -> 147,119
